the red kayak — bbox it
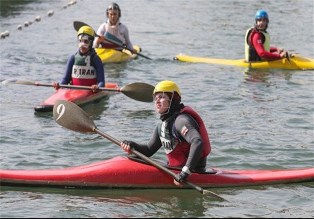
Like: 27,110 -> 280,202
34,83 -> 119,112
1,156 -> 313,189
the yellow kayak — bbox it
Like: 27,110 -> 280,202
96,45 -> 141,63
174,54 -> 314,70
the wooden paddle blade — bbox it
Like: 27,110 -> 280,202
53,100 -> 96,133
121,82 -> 154,102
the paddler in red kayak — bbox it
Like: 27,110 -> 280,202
53,26 -> 105,92
121,80 -> 211,186
244,10 -> 289,62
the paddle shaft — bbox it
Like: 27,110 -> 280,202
286,51 -> 292,64
103,32 -> 152,60
4,79 -> 154,102
93,128 -> 225,199
14,81 -> 121,92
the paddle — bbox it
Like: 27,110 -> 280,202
2,79 -> 154,102
285,51 -> 292,64
52,100 -> 227,201
73,21 -> 152,60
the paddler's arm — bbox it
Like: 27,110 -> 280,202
93,36 -> 102,48
93,23 -> 105,48
121,127 -> 162,157
252,32 -> 284,61
92,52 -> 105,88
94,35 -> 116,48
53,55 -> 75,90
123,27 -> 136,54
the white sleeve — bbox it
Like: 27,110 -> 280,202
96,23 -> 107,36
120,24 -> 133,49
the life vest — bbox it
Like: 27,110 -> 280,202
245,27 -> 270,62
104,21 -> 126,44
158,106 -> 211,167
71,51 -> 98,86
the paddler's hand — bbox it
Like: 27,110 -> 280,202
174,166 -> 191,186
52,82 -> 60,90
130,48 -> 138,54
94,36 -> 105,48
279,50 -> 289,59
121,140 -> 135,154
91,85 -> 99,93
122,44 -> 137,54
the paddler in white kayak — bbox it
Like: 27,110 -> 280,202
121,80 -> 211,186
245,9 -> 290,62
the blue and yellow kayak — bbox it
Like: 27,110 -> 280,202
174,54 -> 314,70
96,45 -> 141,63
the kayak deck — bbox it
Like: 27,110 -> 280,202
96,45 -> 141,63
1,156 -> 313,189
174,54 -> 314,70
34,82 -> 118,112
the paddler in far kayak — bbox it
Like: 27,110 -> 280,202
121,80 -> 211,186
53,26 -> 105,92
245,10 -> 290,62
93,2 -> 137,53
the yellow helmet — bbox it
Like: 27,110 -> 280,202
77,26 -> 95,38
153,80 -> 181,97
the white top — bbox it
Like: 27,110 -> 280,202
95,19 -> 133,49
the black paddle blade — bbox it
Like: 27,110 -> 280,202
73,21 -> 88,31
53,100 -> 96,133
121,82 -> 154,102
73,21 -> 98,37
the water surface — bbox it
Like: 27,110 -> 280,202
0,0 -> 313,217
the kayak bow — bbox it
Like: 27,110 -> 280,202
95,45 -> 141,63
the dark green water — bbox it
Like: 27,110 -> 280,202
0,0 -> 313,217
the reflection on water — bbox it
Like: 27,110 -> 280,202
2,184 -> 312,217
0,186 -> 213,217
242,68 -> 293,84
105,62 -> 133,79
80,97 -> 110,120
0,0 -> 38,17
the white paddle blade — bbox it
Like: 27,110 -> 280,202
1,79 -> 34,86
